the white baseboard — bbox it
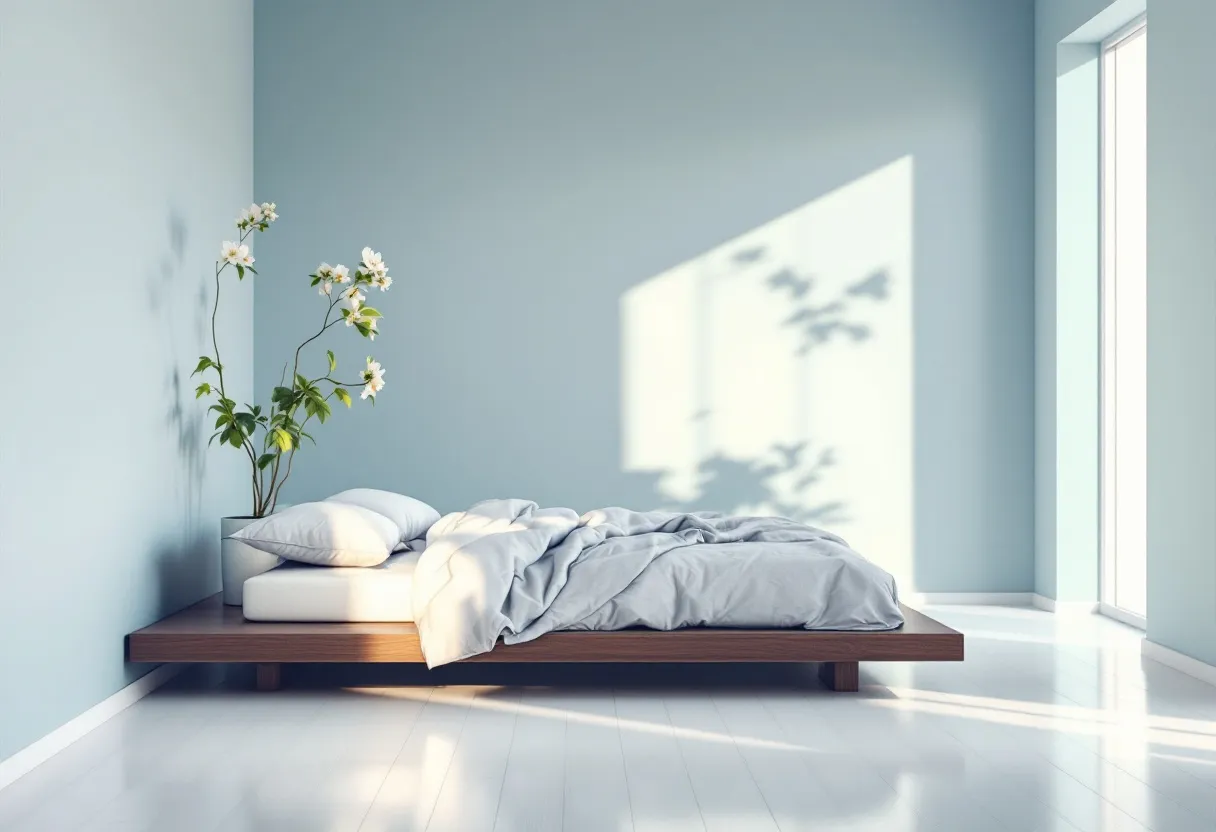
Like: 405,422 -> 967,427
908,592 -> 1107,616
1097,602 -> 1146,630
1031,594 -> 1099,615
0,664 -> 180,792
908,592 -> 1034,606
1142,640 -> 1216,688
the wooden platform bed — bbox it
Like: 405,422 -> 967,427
127,595 -> 962,692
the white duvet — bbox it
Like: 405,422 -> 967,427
412,499 -> 903,667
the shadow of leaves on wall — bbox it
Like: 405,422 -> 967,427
664,441 -> 848,525
768,265 -> 889,356
634,245 -> 888,528
139,210 -> 222,618
146,211 -> 209,534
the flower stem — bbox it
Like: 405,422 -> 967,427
211,226 -> 266,515
262,292 -> 344,513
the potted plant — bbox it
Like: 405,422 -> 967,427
195,202 -> 391,603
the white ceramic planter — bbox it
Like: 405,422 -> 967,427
220,516 -> 283,606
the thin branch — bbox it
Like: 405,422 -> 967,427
262,293 -> 349,510
211,225 -> 268,514
288,299 -> 344,386
266,400 -> 328,515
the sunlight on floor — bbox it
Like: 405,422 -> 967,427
876,682 -> 1216,752
886,686 -> 1216,736
352,684 -> 819,754
1151,750 -> 1216,768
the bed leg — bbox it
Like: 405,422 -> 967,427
818,661 -> 859,692
256,663 -> 281,692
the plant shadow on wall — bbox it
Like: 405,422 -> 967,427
623,244 -> 891,527
145,211 -> 215,616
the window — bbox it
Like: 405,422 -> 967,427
1100,16 -> 1147,626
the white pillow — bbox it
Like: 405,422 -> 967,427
324,488 -> 440,543
227,502 -> 398,567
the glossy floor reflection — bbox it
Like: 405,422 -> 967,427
1,606 -> 1214,831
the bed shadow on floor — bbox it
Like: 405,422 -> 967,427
181,661 -> 898,694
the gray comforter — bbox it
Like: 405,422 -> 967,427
412,499 -> 903,667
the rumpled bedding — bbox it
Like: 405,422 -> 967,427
412,499 -> 902,667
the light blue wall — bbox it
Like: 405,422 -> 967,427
1033,0 -> 1143,601
0,0 -> 252,762
254,0 -> 1036,593
1146,0 -> 1216,666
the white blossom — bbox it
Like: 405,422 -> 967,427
360,358 -> 385,399
237,204 -> 262,229
319,280 -> 333,296
373,273 -> 392,291
316,262 -> 334,279
260,202 -> 278,222
366,318 -> 378,340
361,247 -> 385,274
344,287 -> 366,309
332,264 -> 351,284
221,241 -> 250,266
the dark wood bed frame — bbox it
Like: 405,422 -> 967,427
127,595 -> 962,692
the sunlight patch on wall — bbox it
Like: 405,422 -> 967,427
621,157 -> 914,588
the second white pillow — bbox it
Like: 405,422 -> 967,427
228,501 -> 399,567
324,488 -> 440,543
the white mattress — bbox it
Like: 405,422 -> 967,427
242,551 -> 421,622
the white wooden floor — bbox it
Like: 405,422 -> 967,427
2,606 -> 1215,831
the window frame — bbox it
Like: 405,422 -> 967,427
1098,13 -> 1148,630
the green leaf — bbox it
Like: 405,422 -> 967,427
271,386 -> 293,404
215,413 -> 231,429
314,399 -> 331,424
295,373 -> 310,390
192,356 -> 214,376
359,307 -> 382,319
310,275 -> 322,286
194,382 -> 211,399
300,430 -> 316,445
271,427 -> 293,452
228,429 -> 244,448
256,453 -> 276,470
327,350 -> 336,373
208,431 -> 223,447
246,266 -> 257,275
334,387 -> 352,408
236,264 -> 245,280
